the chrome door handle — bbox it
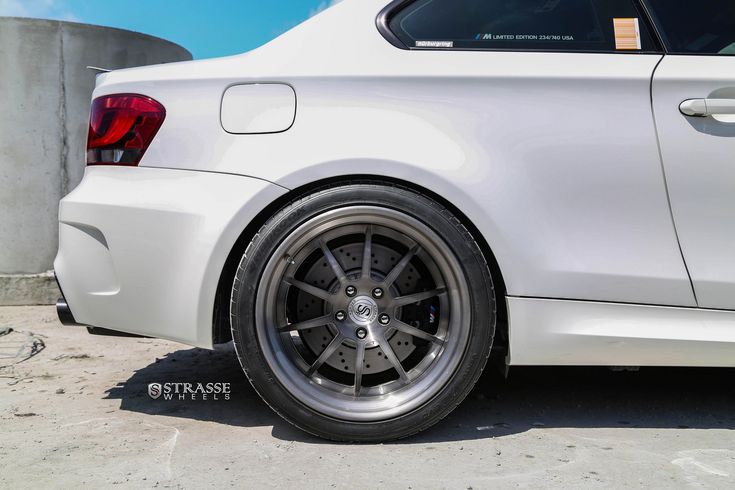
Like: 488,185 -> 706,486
680,98 -> 735,117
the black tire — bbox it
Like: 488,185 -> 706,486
230,182 -> 496,441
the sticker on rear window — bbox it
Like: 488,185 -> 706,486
613,18 -> 642,50
474,33 -> 575,42
415,40 -> 454,48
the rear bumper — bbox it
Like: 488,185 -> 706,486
54,166 -> 287,348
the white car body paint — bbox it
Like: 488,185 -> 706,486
55,0 -> 735,364
652,56 -> 735,310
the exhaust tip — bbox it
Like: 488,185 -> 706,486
56,296 -> 82,326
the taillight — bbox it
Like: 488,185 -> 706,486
87,94 -> 165,166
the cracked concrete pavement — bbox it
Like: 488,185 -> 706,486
1,306 -> 734,489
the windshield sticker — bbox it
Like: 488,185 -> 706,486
474,33 -> 575,42
613,18 -> 641,50
416,40 -> 454,48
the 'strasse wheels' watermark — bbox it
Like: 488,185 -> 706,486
148,382 -> 231,401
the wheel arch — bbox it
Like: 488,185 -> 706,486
213,175 -> 509,352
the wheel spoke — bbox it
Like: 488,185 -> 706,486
376,335 -> 409,383
279,314 -> 332,333
383,244 -> 420,288
392,320 -> 444,344
393,287 -> 447,307
319,239 -> 348,285
353,342 -> 366,397
306,335 -> 344,377
361,225 -> 373,280
284,277 -> 333,302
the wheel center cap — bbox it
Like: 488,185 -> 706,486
348,296 -> 379,326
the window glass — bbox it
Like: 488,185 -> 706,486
645,0 -> 735,55
389,0 -> 658,52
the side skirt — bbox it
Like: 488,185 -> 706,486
508,297 -> 735,367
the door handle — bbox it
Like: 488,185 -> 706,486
680,98 -> 735,117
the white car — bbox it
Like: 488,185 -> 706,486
55,0 -> 735,441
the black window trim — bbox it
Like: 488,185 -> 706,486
377,0 -> 412,49
377,0 -> 665,55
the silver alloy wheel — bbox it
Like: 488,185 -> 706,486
255,206 -> 471,422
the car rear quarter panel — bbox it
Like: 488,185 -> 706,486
89,0 -> 694,324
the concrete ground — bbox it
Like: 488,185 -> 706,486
1,306 -> 733,489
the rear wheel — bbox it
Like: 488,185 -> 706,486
230,183 -> 495,441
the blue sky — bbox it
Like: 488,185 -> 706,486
0,0 -> 343,59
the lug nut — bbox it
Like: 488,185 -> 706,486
379,313 -> 390,325
355,327 -> 368,340
335,311 -> 346,322
372,287 -> 384,299
345,285 -> 357,297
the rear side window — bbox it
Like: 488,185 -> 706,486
388,0 -> 658,52
645,0 -> 735,55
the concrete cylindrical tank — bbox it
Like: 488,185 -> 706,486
0,18 -> 192,305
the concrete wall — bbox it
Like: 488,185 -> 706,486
0,18 -> 192,305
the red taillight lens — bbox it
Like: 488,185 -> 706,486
87,94 -> 165,166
